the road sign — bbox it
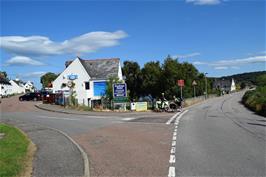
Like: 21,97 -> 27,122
192,80 -> 197,86
113,83 -> 127,97
177,80 -> 184,87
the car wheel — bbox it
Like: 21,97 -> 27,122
19,98 -> 23,101
33,97 -> 37,101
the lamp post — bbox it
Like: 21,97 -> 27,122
205,72 -> 208,99
192,80 -> 197,98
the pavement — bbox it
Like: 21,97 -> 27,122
0,97 -> 87,177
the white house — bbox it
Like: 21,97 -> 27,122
230,78 -> 236,92
24,81 -> 35,92
52,57 -> 123,107
9,79 -> 26,94
0,77 -> 12,97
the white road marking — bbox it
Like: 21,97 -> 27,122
167,109 -> 189,177
172,135 -> 176,141
172,140 -> 176,146
37,116 -> 79,121
166,112 -> 181,125
171,147 -> 176,154
122,117 -> 136,121
169,154 -> 176,163
168,166 -> 175,177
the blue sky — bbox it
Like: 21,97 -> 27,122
1,0 -> 265,89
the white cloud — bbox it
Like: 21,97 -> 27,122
193,55 -> 266,69
214,66 -> 228,70
22,71 -> 46,78
5,56 -> 45,66
173,52 -> 200,59
0,30 -> 127,57
186,0 -> 221,5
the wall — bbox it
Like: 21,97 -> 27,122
53,58 -> 91,106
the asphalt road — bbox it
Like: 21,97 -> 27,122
173,91 -> 266,176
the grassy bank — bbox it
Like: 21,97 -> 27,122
242,86 -> 266,117
0,124 -> 32,177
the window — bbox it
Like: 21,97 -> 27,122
85,82 -> 90,90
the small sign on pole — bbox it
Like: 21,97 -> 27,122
177,80 -> 184,87
177,80 -> 184,99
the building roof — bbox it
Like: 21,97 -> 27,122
78,58 -> 120,80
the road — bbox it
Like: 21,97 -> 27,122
171,91 -> 265,176
1,91 -> 265,177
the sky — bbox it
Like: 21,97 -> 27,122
0,0 -> 265,89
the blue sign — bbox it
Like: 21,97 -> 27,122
68,74 -> 78,80
93,81 -> 107,96
113,83 -> 127,97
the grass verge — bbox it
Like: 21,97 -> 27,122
0,124 -> 36,177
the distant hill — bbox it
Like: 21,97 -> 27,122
217,71 -> 266,86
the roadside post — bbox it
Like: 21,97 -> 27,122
192,80 -> 197,98
113,83 -> 127,111
177,79 -> 185,99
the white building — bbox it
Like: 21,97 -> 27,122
24,81 -> 35,92
9,79 -> 26,94
0,77 -> 12,97
230,78 -> 236,92
52,57 -> 123,107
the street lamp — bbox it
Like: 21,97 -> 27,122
204,72 -> 208,99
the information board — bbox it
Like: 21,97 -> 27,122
113,83 -> 127,97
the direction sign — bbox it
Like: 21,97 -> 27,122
113,83 -> 127,97
177,80 -> 185,87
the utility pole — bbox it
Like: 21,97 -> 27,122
205,73 -> 208,99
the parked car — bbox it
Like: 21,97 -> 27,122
19,92 -> 41,101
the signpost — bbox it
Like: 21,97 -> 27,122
113,83 -> 127,110
177,80 -> 184,99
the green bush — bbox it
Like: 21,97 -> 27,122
242,86 -> 266,117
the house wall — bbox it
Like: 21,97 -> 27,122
53,58 -> 92,106
10,80 -> 25,94
0,84 -> 12,96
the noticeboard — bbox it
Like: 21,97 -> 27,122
135,102 -> 148,112
113,83 -> 127,97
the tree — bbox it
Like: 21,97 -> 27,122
256,74 -> 266,87
0,71 -> 7,78
141,61 -> 162,98
40,72 -> 58,88
122,61 -> 142,100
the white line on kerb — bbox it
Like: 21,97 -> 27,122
173,132 -> 177,136
166,112 -> 181,125
168,166 -> 175,177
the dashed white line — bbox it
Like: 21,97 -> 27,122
166,112 -> 181,125
122,117 -> 136,121
172,135 -> 177,141
170,147 -> 176,154
167,109 -> 189,177
169,155 -> 176,163
171,140 -> 176,146
168,166 -> 175,177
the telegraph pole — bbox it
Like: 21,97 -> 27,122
205,73 -> 208,99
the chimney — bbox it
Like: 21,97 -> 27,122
65,60 -> 73,68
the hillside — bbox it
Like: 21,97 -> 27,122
217,71 -> 266,86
